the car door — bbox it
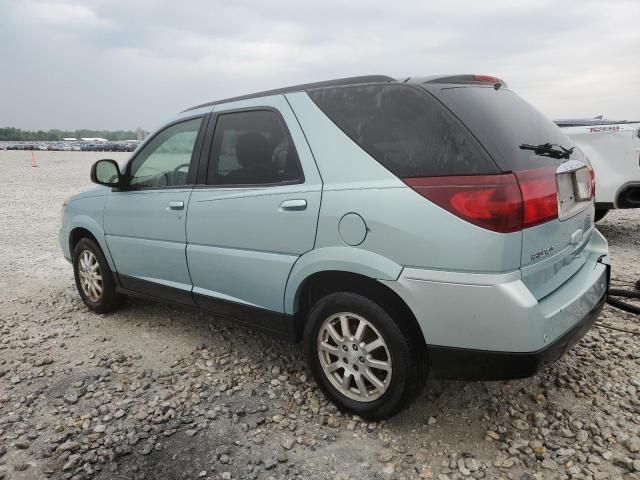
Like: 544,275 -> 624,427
186,96 -> 322,334
104,115 -> 208,305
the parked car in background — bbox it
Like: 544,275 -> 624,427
555,117 -> 640,221
60,75 -> 609,418
0,141 -> 140,152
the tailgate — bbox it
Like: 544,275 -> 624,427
425,84 -> 598,299
521,162 -> 595,299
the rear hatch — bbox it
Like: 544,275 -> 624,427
424,82 -> 595,299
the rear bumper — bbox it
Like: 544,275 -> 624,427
381,230 -> 610,380
427,276 -> 607,380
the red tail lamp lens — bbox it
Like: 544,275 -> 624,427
473,75 -> 500,83
404,167 -> 560,232
514,166 -> 559,228
403,174 -> 523,233
587,164 -> 596,198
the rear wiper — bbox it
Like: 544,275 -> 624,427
519,142 -> 574,159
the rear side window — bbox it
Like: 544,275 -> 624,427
307,84 -> 497,177
431,86 -> 581,171
207,110 -> 303,185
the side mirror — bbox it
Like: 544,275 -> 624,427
90,159 -> 123,187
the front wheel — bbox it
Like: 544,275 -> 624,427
304,292 -> 425,419
73,238 -> 124,313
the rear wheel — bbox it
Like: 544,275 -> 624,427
594,208 -> 610,222
304,292 -> 425,419
73,238 -> 124,313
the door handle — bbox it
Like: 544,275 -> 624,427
167,201 -> 185,210
279,199 -> 307,211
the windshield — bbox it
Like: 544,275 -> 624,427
426,85 -> 583,171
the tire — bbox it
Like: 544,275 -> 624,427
594,209 -> 609,222
72,238 -> 124,313
304,292 -> 425,420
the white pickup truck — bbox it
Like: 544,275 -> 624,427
555,118 -> 640,221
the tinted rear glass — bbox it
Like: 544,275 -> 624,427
430,85 -> 581,171
307,84 -> 497,178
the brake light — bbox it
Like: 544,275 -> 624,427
403,174 -> 523,233
473,74 -> 500,83
403,166 -> 559,233
514,166 -> 559,228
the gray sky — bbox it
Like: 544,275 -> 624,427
1,0 -> 639,131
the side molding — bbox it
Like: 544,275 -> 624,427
283,246 -> 403,314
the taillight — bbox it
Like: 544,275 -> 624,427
403,174 -> 523,233
514,166 -> 559,228
404,166 -> 559,233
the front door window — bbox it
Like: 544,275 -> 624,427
129,117 -> 202,188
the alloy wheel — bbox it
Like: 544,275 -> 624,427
78,249 -> 103,302
317,312 -> 392,402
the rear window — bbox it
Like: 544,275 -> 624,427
430,85 -> 580,171
307,83 -> 497,178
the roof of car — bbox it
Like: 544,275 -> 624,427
183,75 -> 397,112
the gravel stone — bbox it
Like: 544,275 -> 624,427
93,424 -> 107,433
380,463 -> 395,480
541,459 -> 557,470
512,419 -> 530,431
378,451 -> 394,463
59,440 -> 80,452
626,437 -> 640,453
281,437 -> 295,450
63,392 -> 79,405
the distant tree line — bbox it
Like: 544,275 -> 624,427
0,127 -> 137,142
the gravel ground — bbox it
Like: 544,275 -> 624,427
1,151 -> 639,480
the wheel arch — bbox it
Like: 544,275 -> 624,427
285,247 -> 403,313
68,217 -> 116,271
289,270 -> 426,356
69,227 -> 99,252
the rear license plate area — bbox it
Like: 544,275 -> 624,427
556,166 -> 591,219
573,167 -> 591,200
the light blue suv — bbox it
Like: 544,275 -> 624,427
60,75 -> 610,418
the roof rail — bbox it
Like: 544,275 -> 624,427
183,75 -> 396,112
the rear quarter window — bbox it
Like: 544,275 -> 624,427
307,83 -> 498,178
